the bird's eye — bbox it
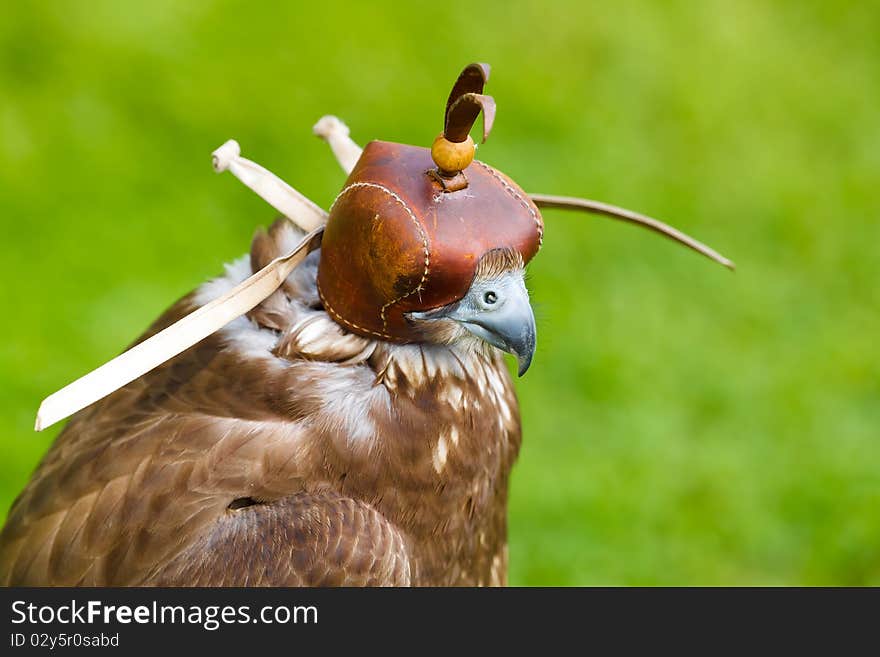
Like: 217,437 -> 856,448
483,291 -> 498,305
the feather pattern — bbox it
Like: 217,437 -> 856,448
0,218 -> 521,586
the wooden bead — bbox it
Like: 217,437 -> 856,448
431,133 -> 475,174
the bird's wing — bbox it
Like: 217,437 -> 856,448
144,492 -> 411,586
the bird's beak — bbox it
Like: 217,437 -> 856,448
411,273 -> 537,376
457,291 -> 536,376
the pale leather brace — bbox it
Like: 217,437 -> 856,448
36,143 -> 328,430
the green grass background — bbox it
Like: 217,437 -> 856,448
1,1 -> 878,585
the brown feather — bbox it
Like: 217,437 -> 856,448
0,219 -> 521,586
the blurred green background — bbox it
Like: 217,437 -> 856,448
1,0 -> 878,585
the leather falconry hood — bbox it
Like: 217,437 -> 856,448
33,62 -> 734,432
317,64 -> 542,341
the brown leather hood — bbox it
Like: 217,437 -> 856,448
317,140 -> 544,342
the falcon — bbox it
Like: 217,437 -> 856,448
0,64 -> 732,586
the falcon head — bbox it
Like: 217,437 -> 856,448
314,66 -> 544,374
407,248 -> 536,376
